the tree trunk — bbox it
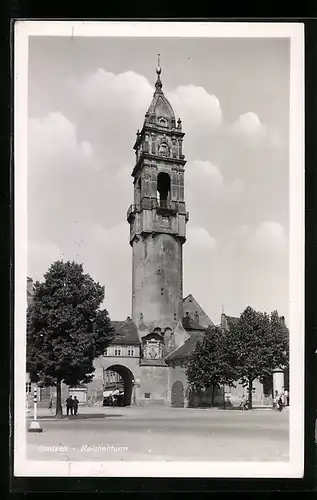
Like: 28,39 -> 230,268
56,379 -> 63,418
248,379 -> 253,410
211,385 -> 215,407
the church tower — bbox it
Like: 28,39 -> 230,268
127,56 -> 189,333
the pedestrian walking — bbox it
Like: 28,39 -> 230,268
277,395 -> 283,412
73,396 -> 79,415
66,395 -> 74,416
273,390 -> 279,410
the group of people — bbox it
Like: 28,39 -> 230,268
65,395 -> 79,416
103,393 -> 124,407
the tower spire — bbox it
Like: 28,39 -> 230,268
155,53 -> 163,92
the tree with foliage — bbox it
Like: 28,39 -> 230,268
226,306 -> 289,409
27,260 -> 115,417
186,326 -> 238,406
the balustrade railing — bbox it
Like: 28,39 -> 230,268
128,200 -> 182,218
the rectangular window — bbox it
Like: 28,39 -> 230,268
128,348 -> 134,356
144,393 -> 151,399
104,349 -> 108,356
26,382 -> 31,393
114,349 -> 121,356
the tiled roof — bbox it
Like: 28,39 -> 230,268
225,315 -> 239,328
111,318 -> 140,345
182,315 -> 206,331
165,332 -> 202,362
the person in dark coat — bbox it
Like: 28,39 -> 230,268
66,395 -> 74,416
73,396 -> 79,415
277,395 -> 283,412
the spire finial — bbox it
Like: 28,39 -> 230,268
222,304 -> 225,314
156,53 -> 161,74
155,53 -> 162,92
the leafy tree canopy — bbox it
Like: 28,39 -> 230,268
186,326 -> 238,392
27,260 -> 115,388
227,306 -> 289,387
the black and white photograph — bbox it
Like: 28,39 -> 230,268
14,21 -> 304,478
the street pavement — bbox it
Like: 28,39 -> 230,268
26,405 -> 289,462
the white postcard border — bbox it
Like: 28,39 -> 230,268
14,21 -> 305,479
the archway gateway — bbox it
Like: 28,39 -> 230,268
103,365 -> 135,406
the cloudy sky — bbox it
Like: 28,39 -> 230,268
27,36 -> 290,324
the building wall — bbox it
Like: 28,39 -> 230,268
168,360 -> 188,406
88,354 -> 141,403
138,365 -> 169,405
225,378 -> 270,407
104,370 -> 122,386
168,361 -> 223,408
132,233 -> 183,330
104,345 -> 140,358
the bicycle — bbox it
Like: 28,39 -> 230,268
239,400 -> 249,410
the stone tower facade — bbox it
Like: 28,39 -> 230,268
127,58 -> 189,335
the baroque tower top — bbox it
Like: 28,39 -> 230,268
132,54 -> 185,170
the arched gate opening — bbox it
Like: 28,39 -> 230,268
103,365 -> 135,407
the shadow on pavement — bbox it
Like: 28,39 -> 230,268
35,413 -> 123,420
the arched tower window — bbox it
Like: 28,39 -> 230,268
157,172 -> 171,207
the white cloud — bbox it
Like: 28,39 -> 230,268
28,240 -> 62,281
251,221 -> 288,254
186,226 -> 217,252
28,112 -> 96,171
231,112 -> 267,141
185,159 -> 244,204
27,60 -> 289,322
76,69 -> 153,114
167,85 -> 223,129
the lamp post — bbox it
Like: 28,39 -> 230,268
28,385 -> 43,433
